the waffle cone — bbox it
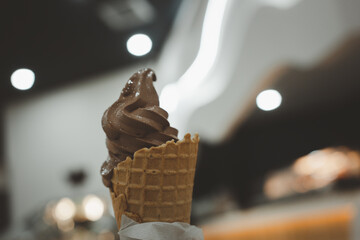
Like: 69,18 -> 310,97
110,133 -> 199,229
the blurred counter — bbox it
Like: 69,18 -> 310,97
202,189 -> 360,240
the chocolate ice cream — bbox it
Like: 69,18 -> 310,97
100,68 -> 178,188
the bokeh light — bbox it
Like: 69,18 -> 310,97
57,219 -> 75,232
126,33 -> 152,56
256,89 -> 282,111
83,195 -> 105,221
53,198 -> 76,221
10,68 -> 35,90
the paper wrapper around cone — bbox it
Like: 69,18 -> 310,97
110,133 -> 199,229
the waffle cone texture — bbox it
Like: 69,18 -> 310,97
110,133 -> 199,229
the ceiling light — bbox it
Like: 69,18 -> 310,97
10,68 -> 35,90
256,89 -> 282,111
126,33 -> 152,56
159,0 -> 229,115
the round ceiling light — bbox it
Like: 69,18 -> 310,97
11,68 -> 35,90
256,89 -> 282,111
126,33 -> 153,57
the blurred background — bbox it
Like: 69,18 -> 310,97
1,0 -> 360,239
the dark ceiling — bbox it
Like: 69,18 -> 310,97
0,0 -> 182,103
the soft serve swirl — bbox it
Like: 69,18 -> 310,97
101,68 -> 178,188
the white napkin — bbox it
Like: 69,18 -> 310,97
118,215 -> 204,240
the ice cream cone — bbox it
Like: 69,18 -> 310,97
110,133 -> 199,229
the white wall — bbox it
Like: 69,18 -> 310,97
5,64 -> 156,230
